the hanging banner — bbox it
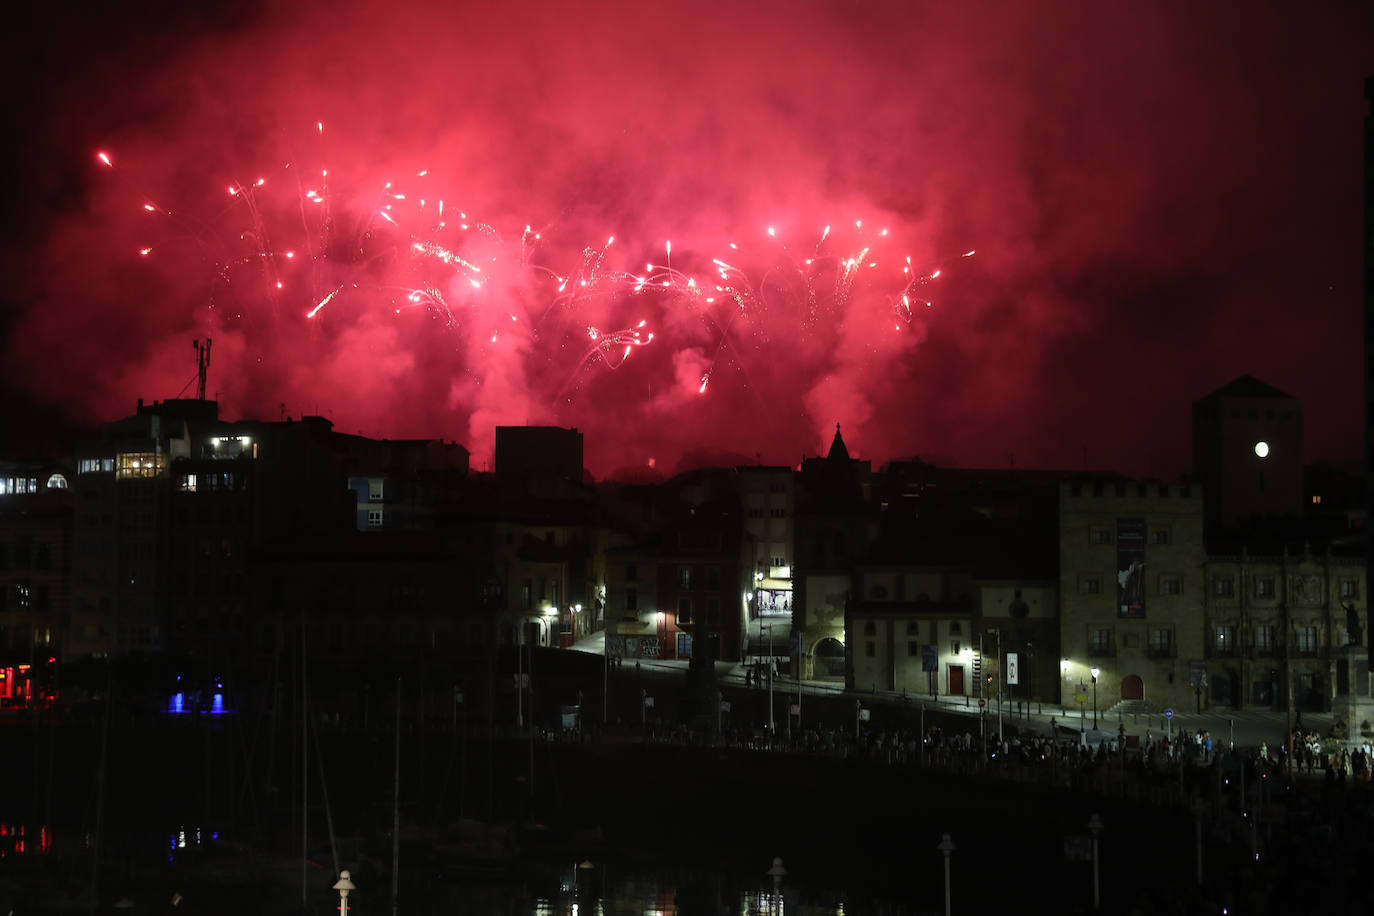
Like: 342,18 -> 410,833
1116,517 -> 1146,618
1006,652 -> 1019,685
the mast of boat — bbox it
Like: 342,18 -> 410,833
301,612 -> 308,912
88,658 -> 114,915
392,675 -> 401,916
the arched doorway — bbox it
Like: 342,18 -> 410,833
1120,675 -> 1144,701
814,637 -> 846,680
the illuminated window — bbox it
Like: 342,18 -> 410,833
369,479 -> 384,501
367,509 -> 383,528
1312,495 -> 1323,505
679,567 -> 692,589
116,453 -> 163,479
178,474 -> 197,492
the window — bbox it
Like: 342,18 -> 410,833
367,509 -> 383,528
1312,495 -> 1323,505
705,566 -> 721,589
522,579 -> 532,609
178,474 -> 198,492
1089,628 -> 1112,654
705,596 -> 720,624
949,622 -> 961,635
866,641 -> 876,657
870,584 -> 889,599
625,563 -> 638,581
625,587 -> 638,612
680,567 -> 692,589
951,640 -> 961,655
1214,576 -> 1235,598
369,479 -> 384,501
678,597 -> 693,625
1080,576 -> 1102,595
906,621 -> 919,636
116,452 -> 163,479
1214,626 -> 1236,655
748,507 -> 764,519
1256,578 -> 1275,599
1149,629 -> 1172,656
863,621 -> 877,636
1341,579 -> 1360,600
908,641 -> 919,657
1255,625 -> 1275,654
1091,528 -> 1113,545
1296,626 -> 1318,655
1152,529 -> 1171,545
1161,577 -> 1183,596
769,507 -> 786,518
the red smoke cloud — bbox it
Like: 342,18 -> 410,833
3,1 -> 1371,477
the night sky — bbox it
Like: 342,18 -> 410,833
2,1 -> 1371,479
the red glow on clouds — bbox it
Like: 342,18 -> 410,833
3,1 -> 1371,477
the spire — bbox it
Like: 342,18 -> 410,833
826,423 -> 850,463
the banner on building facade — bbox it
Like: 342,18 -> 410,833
1006,652 -> 1019,685
1116,516 -> 1146,619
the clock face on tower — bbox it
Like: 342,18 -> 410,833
1254,441 -> 1269,458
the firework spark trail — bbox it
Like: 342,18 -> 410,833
91,135 -> 973,411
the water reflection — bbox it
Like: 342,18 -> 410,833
0,822 -> 52,858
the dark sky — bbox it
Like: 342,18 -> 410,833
2,0 -> 1371,478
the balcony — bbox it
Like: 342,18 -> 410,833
1146,645 -> 1176,659
1086,644 -> 1115,658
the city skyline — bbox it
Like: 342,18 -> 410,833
2,1 -> 1372,479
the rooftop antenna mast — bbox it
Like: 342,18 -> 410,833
193,338 -> 212,400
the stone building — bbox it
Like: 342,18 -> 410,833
1204,541 -> 1366,712
1058,478 -> 1207,714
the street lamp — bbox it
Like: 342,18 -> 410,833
1090,667 -> 1099,729
333,869 -> 356,916
937,833 -> 956,916
766,856 -> 787,913
1088,814 -> 1102,911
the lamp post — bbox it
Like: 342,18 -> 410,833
937,833 -> 956,916
765,622 -> 774,740
1090,667 -> 1100,729
988,626 -> 1002,742
1088,814 -> 1102,911
765,856 -> 787,913
333,869 -> 356,916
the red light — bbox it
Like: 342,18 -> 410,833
47,657 -> 55,664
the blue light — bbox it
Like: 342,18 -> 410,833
171,692 -> 185,714
211,693 -> 225,715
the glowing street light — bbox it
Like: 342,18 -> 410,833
333,870 -> 356,916
1090,667 -> 1100,729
